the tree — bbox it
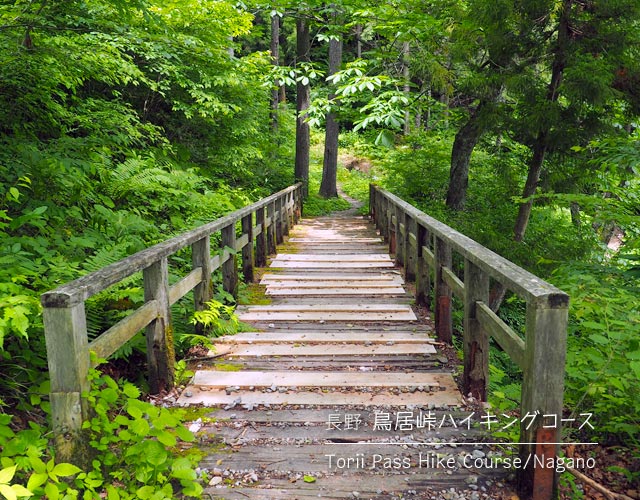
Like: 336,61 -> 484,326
295,15 -> 312,197
319,6 -> 343,199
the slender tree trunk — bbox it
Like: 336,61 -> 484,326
270,13 -> 281,132
445,113 -> 485,210
295,17 -> 311,198
513,0 -> 570,242
403,42 -> 411,135
320,11 -> 342,199
355,24 -> 362,59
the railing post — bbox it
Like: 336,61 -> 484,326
434,236 -> 453,344
43,303 -> 91,465
241,214 -> 254,283
463,259 -> 490,400
275,198 -> 284,245
192,236 -> 212,334
404,213 -> 417,282
394,205 -> 405,267
518,296 -> 569,500
256,206 -> 267,267
382,196 -> 390,242
221,222 -> 238,297
143,258 -> 175,394
282,193 -> 290,237
415,223 -> 431,307
369,185 -> 375,221
267,202 -> 277,254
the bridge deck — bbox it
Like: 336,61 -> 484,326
178,214 -> 509,498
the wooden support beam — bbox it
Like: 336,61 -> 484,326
415,224 -> 431,307
518,299 -> 568,499
404,214 -> 416,282
192,236 -> 212,335
434,236 -> 452,344
143,258 -> 175,394
463,259 -> 490,401
267,202 -> 276,255
221,223 -> 238,298
44,303 -> 90,466
241,214 -> 254,282
255,207 -> 267,267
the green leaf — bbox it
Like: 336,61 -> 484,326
303,475 -> 316,483
0,484 -> 17,500
135,486 -> 154,500
26,472 -> 48,491
0,467 -> 16,485
9,485 -> 31,498
44,482 -> 59,500
51,464 -> 81,477
589,333 -> 609,345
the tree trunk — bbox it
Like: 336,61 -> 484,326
403,42 -> 411,135
270,13 -> 281,132
445,109 -> 485,210
355,24 -> 362,59
513,0 -> 570,242
295,17 -> 311,198
320,11 -> 342,199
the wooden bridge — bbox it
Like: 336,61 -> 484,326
41,183 -> 569,499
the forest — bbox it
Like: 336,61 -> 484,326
0,0 -> 639,498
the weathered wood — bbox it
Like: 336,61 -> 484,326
193,370 -> 447,388
519,302 -> 568,498
275,198 -> 284,244
192,236 -> 212,337
255,206 -> 267,267
395,207 -> 405,268
213,330 -> 435,344
476,302 -> 525,369
44,304 -> 90,464
463,259 -> 490,401
217,343 -> 437,357
221,224 -> 238,297
415,224 -> 431,307
266,286 -> 406,296
234,233 -> 249,251
405,214 -> 417,282
88,300 -> 159,361
143,258 -> 174,394
241,214 -> 254,282
422,245 -> 435,268
442,266 -> 465,300
267,202 -> 277,254
434,237 -> 453,344
179,386 -> 460,407
273,254 -> 392,262
237,303 -> 417,322
41,184 -> 301,307
269,259 -> 395,269
261,273 -> 403,284
170,268 -> 203,306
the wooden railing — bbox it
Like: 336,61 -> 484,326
370,185 -> 569,500
41,183 -> 303,462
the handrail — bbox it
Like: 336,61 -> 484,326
41,183 -> 303,463
369,184 -> 568,500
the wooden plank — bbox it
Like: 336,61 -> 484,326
221,224 -> 238,297
273,254 -> 392,262
88,300 -> 159,360
216,343 -> 437,357
442,267 -> 465,300
261,273 -> 403,283
178,385 -> 461,407
476,302 -> 525,369
213,331 -> 435,344
269,260 -> 395,269
237,304 -> 417,322
192,370 -> 448,388
169,267 -> 202,305
287,237 -> 383,243
265,286 -> 407,296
